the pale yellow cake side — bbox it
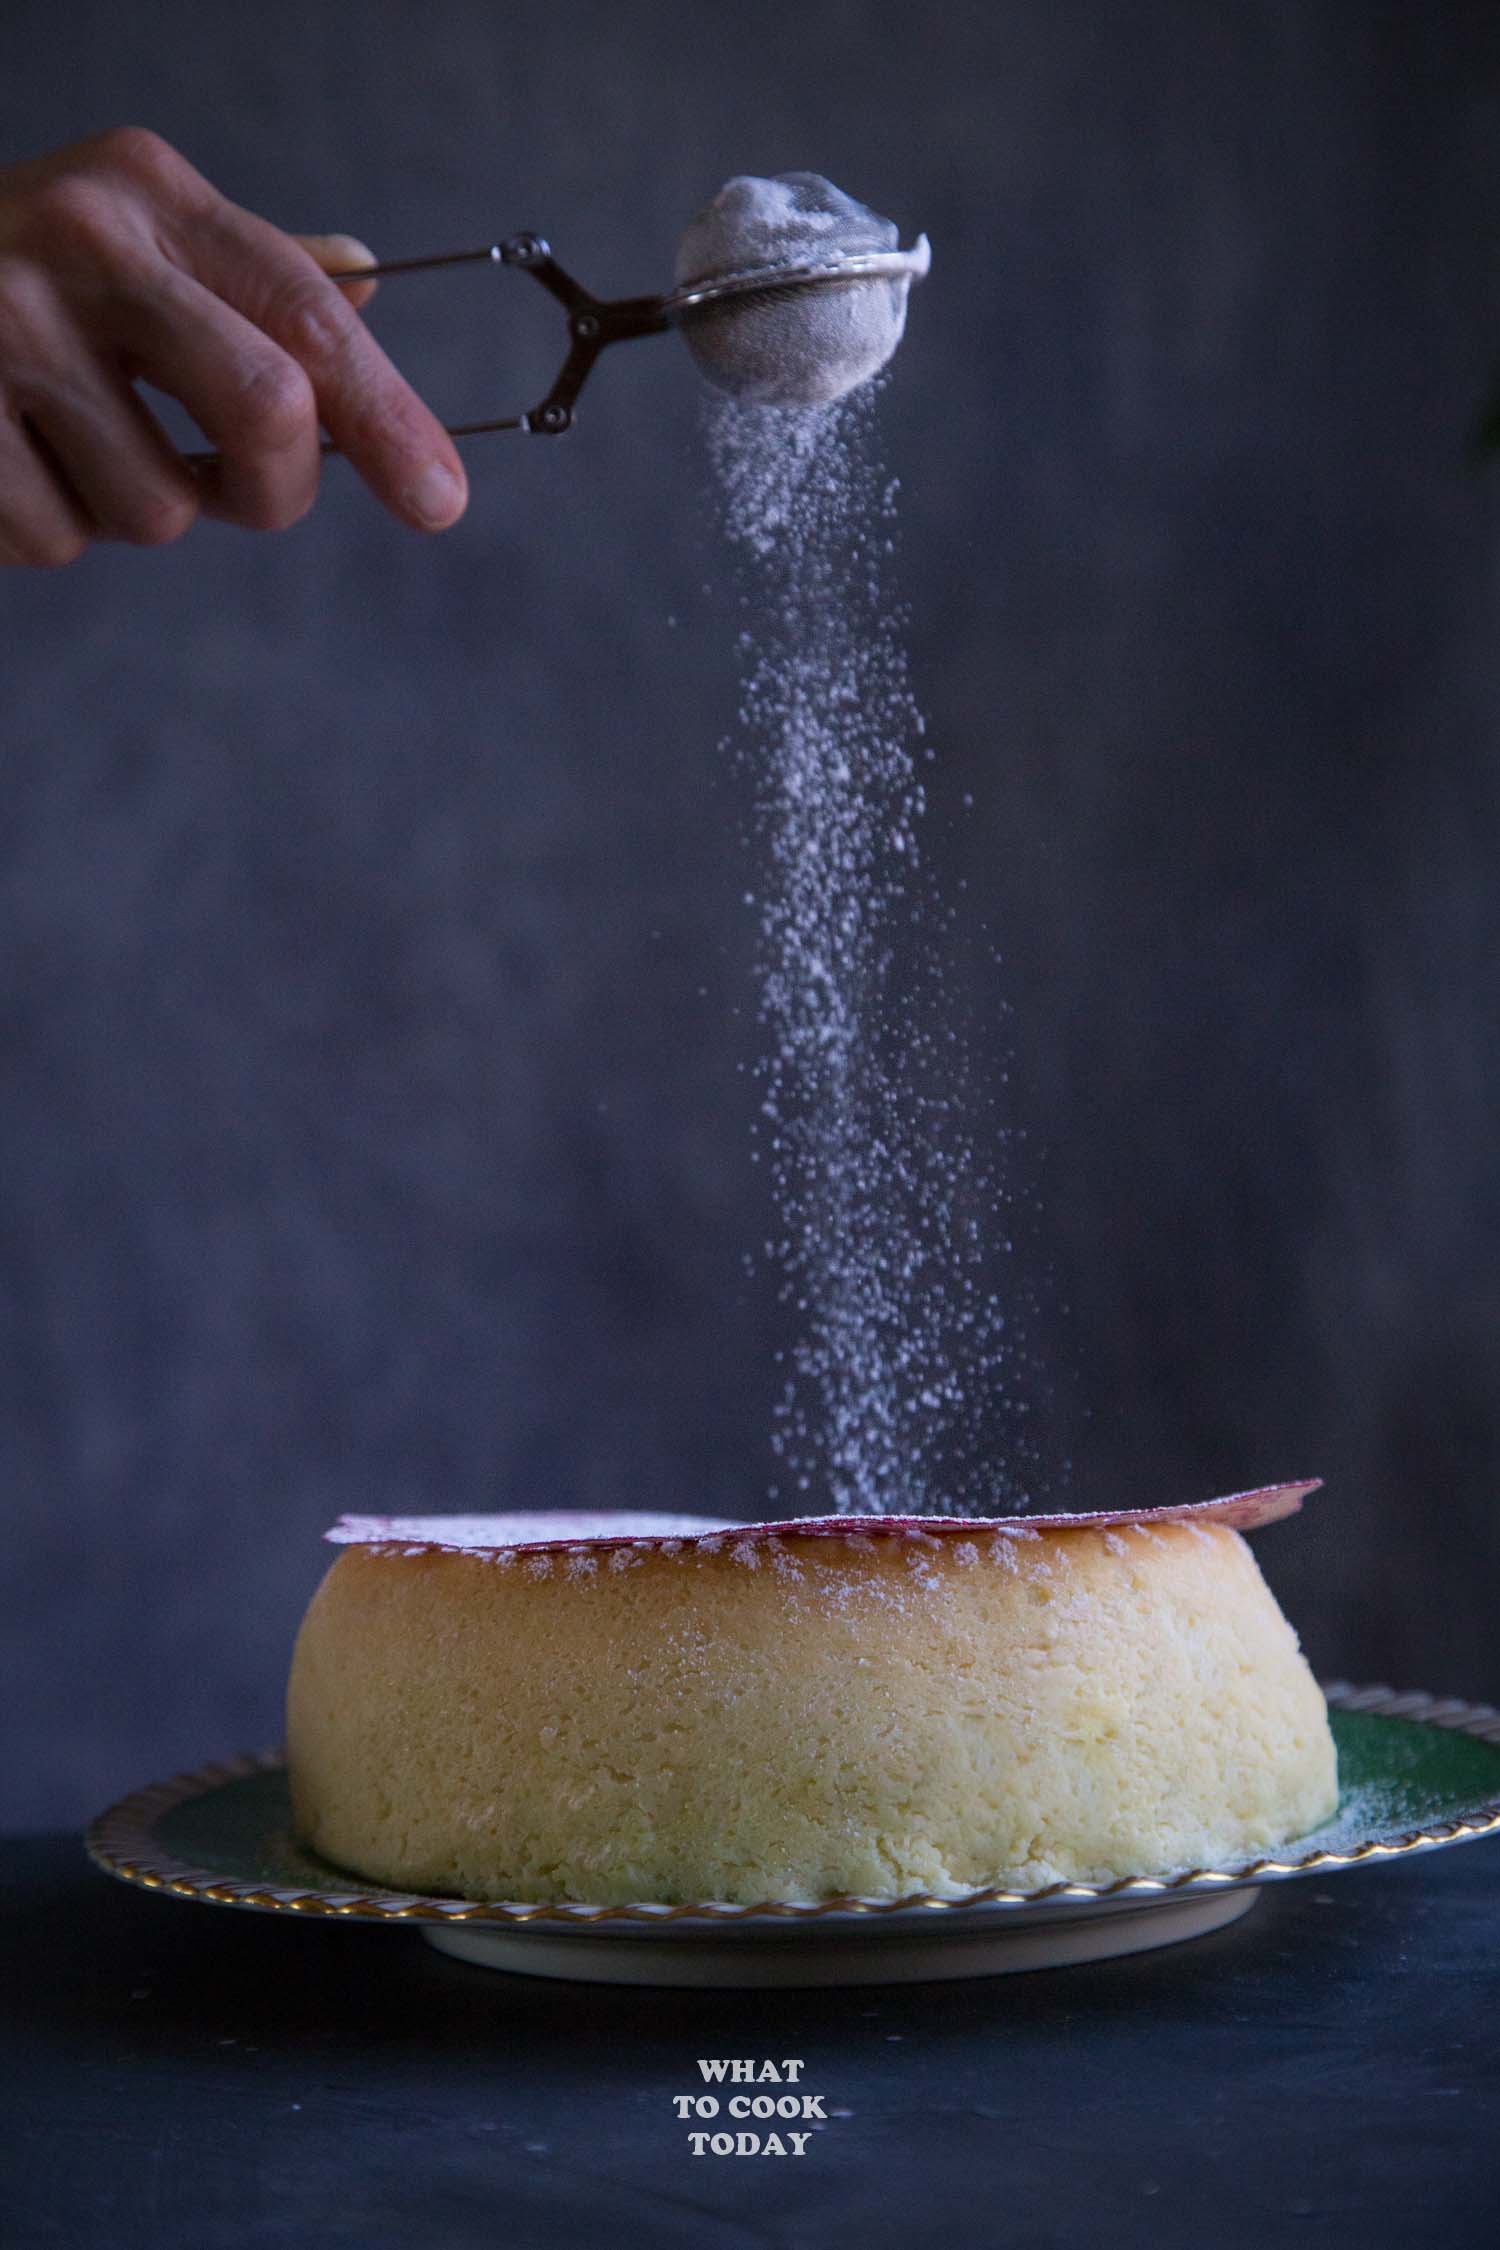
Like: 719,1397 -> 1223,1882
286,1522 -> 1338,1906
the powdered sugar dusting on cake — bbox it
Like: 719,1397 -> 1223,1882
329,1512 -> 732,1550
325,1483 -> 1319,1564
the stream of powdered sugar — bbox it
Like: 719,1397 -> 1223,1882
708,388 -> 1036,1515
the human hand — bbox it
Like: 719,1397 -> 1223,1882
0,127 -> 468,567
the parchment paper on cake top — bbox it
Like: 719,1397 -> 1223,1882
323,1479 -> 1320,1558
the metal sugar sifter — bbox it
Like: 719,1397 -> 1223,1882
188,207 -> 931,464
329,224 -> 930,435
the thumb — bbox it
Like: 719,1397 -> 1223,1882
293,232 -> 380,312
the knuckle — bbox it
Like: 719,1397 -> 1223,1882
273,276 -> 352,371
89,126 -> 187,195
25,175 -> 122,259
239,480 -> 316,535
22,523 -> 89,569
234,352 -> 316,450
119,483 -> 198,548
0,260 -> 52,357
221,446 -> 319,534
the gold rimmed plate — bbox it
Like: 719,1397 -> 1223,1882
86,1683 -> 1500,1987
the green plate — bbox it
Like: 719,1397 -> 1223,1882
86,1683 -> 1500,1935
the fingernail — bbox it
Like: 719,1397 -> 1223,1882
322,234 -> 379,273
297,232 -> 378,272
407,461 -> 466,529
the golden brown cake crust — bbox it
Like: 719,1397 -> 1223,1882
287,1508 -> 1338,1907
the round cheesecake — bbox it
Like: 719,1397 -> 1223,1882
286,1489 -> 1338,1906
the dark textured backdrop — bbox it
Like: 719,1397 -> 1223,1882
3,0 -> 1499,1829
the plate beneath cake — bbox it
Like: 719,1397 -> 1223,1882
86,1684 -> 1500,1986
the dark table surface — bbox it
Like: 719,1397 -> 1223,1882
4,1832 -> 1497,2250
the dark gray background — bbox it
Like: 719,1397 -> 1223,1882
3,0 -> 1498,1830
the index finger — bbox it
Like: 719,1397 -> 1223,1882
186,202 -> 467,531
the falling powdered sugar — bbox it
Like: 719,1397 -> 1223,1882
708,387 -> 1036,1515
